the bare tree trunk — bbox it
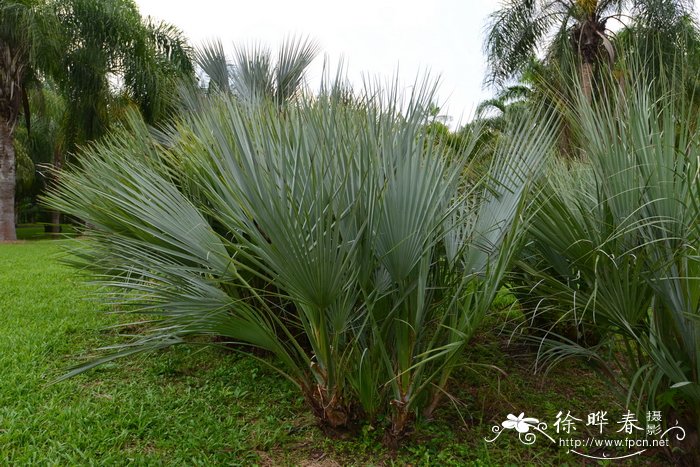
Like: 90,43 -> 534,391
0,120 -> 16,241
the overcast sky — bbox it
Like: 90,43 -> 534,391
135,0 -> 501,127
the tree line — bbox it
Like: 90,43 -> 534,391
2,0 -> 699,240
0,0 -> 193,241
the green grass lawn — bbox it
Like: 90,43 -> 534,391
0,241 -> 666,465
1,240 -> 306,465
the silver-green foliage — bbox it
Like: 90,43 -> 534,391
194,36 -> 318,105
46,77 -> 554,438
518,70 -> 700,431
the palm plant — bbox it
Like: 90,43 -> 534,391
55,0 -> 194,143
484,0 -> 694,99
46,70 -> 556,441
7,82 -> 68,227
194,36 -> 318,105
473,83 -> 532,143
0,0 -> 58,240
477,84 -> 531,115
516,60 -> 700,459
0,0 -> 193,240
122,18 -> 195,125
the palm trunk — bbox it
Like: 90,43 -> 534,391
47,147 -> 63,234
48,209 -> 61,234
0,119 -> 16,241
580,61 -> 593,103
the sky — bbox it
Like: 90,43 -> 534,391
135,0 -> 501,127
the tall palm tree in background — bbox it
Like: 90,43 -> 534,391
0,0 -> 193,241
56,0 -> 193,142
12,82 -> 65,224
0,0 -> 54,241
485,0 -> 695,99
46,0 -> 193,232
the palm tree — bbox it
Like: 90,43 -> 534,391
13,82 -> 65,227
0,0 -> 54,240
56,1 -> 193,141
47,1 -> 193,232
476,84 -> 531,124
194,36 -> 319,105
0,0 -> 193,241
484,0 -> 694,99
45,76 -> 556,440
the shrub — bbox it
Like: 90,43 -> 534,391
515,64 -> 700,458
46,77 -> 555,442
